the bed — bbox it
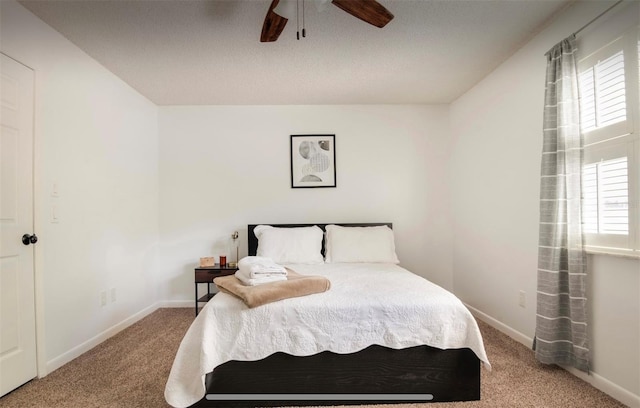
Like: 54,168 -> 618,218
165,223 -> 490,408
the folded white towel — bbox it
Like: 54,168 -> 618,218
238,256 -> 287,278
235,269 -> 287,286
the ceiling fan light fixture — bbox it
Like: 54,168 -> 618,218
273,0 -> 296,19
261,0 -> 393,42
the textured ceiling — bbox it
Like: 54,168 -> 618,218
19,0 -> 573,105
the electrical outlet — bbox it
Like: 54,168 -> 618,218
110,288 -> 116,303
519,291 -> 526,308
100,291 -> 107,307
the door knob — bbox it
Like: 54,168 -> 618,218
22,234 -> 38,245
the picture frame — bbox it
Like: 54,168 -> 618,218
290,134 -> 336,188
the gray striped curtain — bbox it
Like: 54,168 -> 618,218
534,35 -> 589,372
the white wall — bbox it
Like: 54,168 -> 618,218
450,1 -> 640,405
158,105 -> 453,302
1,0 -> 160,373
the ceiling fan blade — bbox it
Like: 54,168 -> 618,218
260,0 -> 288,42
331,0 -> 394,28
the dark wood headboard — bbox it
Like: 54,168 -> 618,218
247,223 -> 393,256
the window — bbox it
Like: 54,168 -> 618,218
582,157 -> 629,235
579,50 -> 626,132
577,24 -> 639,255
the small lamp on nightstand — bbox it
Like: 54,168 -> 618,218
228,231 -> 239,268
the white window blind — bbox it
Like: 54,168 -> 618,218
582,157 -> 629,235
579,50 -> 627,133
577,23 -> 640,254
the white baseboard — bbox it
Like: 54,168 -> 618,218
465,304 -> 640,408
45,302 -> 159,375
465,304 -> 534,348
158,300 -> 193,308
45,300 -> 195,375
564,366 -> 640,408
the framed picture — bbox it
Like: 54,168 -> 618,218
290,134 -> 336,188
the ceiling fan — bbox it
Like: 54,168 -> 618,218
260,0 -> 394,42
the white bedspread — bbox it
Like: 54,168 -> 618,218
165,263 -> 491,408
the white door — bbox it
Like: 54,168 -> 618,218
0,53 -> 37,397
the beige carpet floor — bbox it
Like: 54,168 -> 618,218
0,308 -> 627,408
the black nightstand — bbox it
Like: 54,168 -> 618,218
194,264 -> 238,316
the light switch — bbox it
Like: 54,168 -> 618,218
51,182 -> 59,197
51,205 -> 59,223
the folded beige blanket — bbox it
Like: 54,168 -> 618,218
213,269 -> 330,308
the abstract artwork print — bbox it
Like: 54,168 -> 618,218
290,134 -> 336,188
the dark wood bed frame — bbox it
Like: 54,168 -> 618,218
189,223 -> 481,408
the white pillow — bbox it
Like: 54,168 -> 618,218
254,225 -> 324,264
324,225 -> 400,264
